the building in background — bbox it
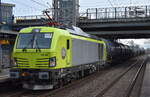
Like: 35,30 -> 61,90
0,3 -> 15,30
0,2 -> 16,70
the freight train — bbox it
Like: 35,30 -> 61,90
10,26 -> 145,90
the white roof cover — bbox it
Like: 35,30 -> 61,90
66,26 -> 91,37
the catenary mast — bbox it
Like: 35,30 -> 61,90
53,0 -> 79,27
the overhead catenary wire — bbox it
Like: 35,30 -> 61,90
80,0 -> 115,8
46,2 -> 52,8
80,4 -> 109,8
80,1 -> 107,5
11,0 -> 43,11
37,0 -> 47,4
107,0 -> 114,7
29,0 -> 49,8
8,0 -> 49,15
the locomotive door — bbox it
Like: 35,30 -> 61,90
99,44 -> 104,60
66,39 -> 71,65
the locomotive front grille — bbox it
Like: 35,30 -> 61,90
16,58 -> 29,67
15,58 -> 50,68
35,58 -> 49,67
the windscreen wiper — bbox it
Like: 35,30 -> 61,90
22,34 -> 35,52
35,40 -> 41,52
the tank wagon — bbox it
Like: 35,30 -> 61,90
103,39 -> 134,64
10,26 -> 144,90
103,40 -> 145,64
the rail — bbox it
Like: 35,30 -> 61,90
95,56 -> 147,97
124,56 -> 147,97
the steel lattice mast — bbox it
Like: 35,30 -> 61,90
52,0 -> 79,27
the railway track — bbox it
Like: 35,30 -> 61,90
43,55 -> 147,97
2,67 -> 113,97
0,55 -> 147,97
124,61 -> 146,97
95,55 -> 147,97
36,56 -> 143,97
124,56 -> 147,97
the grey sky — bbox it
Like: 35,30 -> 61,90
2,0 -> 150,16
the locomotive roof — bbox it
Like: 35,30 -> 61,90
66,26 -> 101,40
19,26 -> 101,40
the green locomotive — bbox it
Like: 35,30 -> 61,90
10,26 -> 107,90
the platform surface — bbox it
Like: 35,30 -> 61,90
0,69 -> 9,83
140,60 -> 150,97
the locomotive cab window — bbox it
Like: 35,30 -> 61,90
67,39 -> 70,50
17,33 -> 53,49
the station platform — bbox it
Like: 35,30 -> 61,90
0,68 -> 10,83
140,60 -> 150,97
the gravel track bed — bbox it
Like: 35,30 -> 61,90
129,57 -> 148,97
44,57 -> 139,97
101,56 -> 146,97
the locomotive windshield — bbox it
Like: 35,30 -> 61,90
17,33 -> 52,49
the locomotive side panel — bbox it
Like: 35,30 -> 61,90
72,38 -> 99,66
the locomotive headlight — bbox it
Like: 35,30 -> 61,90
49,57 -> 56,67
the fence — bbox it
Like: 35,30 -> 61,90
80,5 -> 150,20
